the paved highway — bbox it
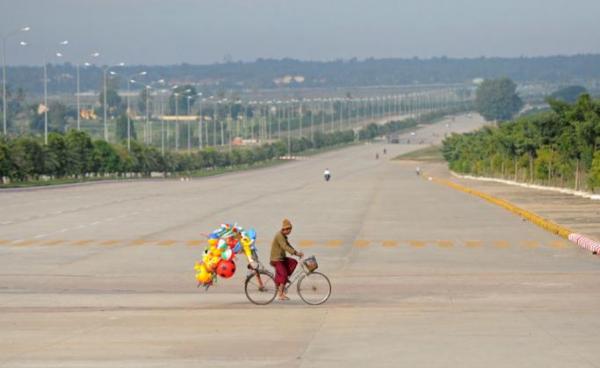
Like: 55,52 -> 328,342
1,115 -> 599,367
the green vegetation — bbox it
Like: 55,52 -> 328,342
0,127 -> 356,186
394,145 -> 444,162
549,85 -> 587,103
475,78 -> 523,122
442,94 -> 600,191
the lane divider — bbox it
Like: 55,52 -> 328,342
427,175 -> 599,256
568,234 -> 600,254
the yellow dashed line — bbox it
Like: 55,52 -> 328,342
43,239 -> 64,246
13,240 -> 38,246
465,240 -> 483,248
382,240 -> 398,248
186,240 -> 204,247
409,240 -> 426,248
298,240 -> 316,248
158,240 -> 177,246
549,240 -> 570,249
437,240 -> 453,248
72,239 -> 94,246
353,240 -> 370,248
522,240 -> 540,248
494,240 -> 511,248
100,240 -> 121,246
131,239 -> 150,246
325,240 -> 343,248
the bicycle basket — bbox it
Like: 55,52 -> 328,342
303,256 -> 318,273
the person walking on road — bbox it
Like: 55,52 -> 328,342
270,219 -> 304,301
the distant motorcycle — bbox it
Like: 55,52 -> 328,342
324,169 -> 331,182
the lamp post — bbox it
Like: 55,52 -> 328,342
126,71 -> 147,150
76,52 -> 100,131
2,25 -> 29,136
102,62 -> 125,142
42,40 -> 69,144
186,95 -> 192,152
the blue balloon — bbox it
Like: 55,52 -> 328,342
233,242 -> 242,253
247,228 -> 257,240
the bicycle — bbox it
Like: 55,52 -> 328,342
244,256 -> 331,305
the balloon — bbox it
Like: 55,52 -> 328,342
208,238 -> 218,247
206,256 -> 221,272
226,237 -> 237,248
217,239 -> 228,251
196,271 -> 213,284
246,228 -> 257,240
221,248 -> 233,261
232,241 -> 242,254
211,248 -> 222,258
216,260 -> 236,278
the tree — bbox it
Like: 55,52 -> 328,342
475,78 -> 523,122
48,101 -> 69,133
549,85 -> 587,104
115,113 -> 136,142
64,130 -> 93,177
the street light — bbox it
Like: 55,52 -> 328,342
102,61 -> 125,141
42,40 -> 69,144
127,71 -> 147,150
2,25 -> 30,136
76,52 -> 100,131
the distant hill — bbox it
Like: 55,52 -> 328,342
6,54 -> 600,95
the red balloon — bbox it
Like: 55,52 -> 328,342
226,237 -> 237,249
216,260 -> 236,278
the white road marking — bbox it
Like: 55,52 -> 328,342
33,234 -> 48,239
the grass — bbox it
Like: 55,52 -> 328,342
394,145 -> 444,162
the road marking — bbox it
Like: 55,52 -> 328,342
73,239 -> 94,246
13,239 -> 37,246
465,240 -> 482,248
90,221 -> 101,226
158,240 -> 177,246
494,240 -> 511,248
58,228 -> 69,233
0,239 -> 11,245
382,240 -> 398,248
353,240 -> 370,248
0,221 -> 14,225
522,240 -> 540,248
437,240 -> 453,248
43,239 -> 64,245
33,234 -> 48,239
549,240 -> 569,249
131,239 -> 150,246
100,239 -> 121,246
186,240 -> 203,246
298,240 -> 316,248
325,240 -> 343,248
409,240 -> 426,248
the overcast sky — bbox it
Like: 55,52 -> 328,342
1,0 -> 599,66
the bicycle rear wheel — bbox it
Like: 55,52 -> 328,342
297,272 -> 331,305
244,270 -> 277,305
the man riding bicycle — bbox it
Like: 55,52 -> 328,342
270,218 -> 304,301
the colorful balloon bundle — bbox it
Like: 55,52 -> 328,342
194,223 -> 257,287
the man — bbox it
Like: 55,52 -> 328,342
270,218 -> 304,301
323,168 -> 331,181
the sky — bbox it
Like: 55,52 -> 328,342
1,0 -> 600,66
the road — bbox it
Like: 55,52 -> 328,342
1,114 -> 599,368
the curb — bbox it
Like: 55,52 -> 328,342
426,175 -> 599,256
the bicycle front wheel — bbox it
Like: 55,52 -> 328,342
244,270 -> 277,305
297,272 -> 331,305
